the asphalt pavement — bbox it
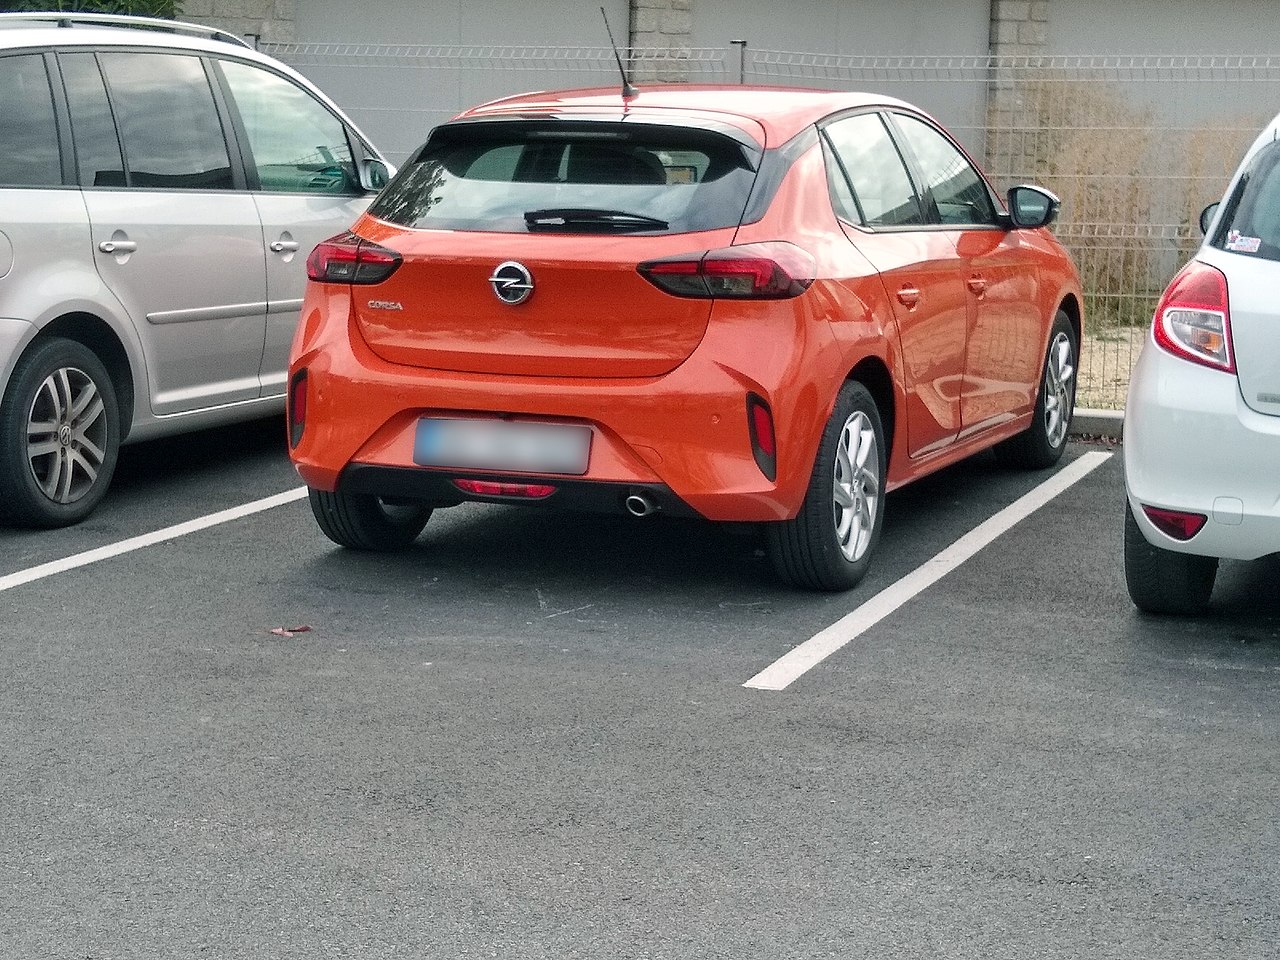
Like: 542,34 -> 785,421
2,417 -> 1278,959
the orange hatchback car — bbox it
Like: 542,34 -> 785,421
288,86 -> 1082,591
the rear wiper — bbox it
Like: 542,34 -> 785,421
524,208 -> 669,232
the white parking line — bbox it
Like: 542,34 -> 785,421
744,451 -> 1113,692
0,487 -> 308,594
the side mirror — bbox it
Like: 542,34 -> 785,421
1199,202 -> 1220,236
358,157 -> 393,193
1006,184 -> 1060,229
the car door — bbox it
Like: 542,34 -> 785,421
214,57 -> 380,399
889,111 -> 1045,436
823,112 -> 970,458
61,50 -> 267,417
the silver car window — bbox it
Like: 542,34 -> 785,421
218,59 -> 357,195
98,52 -> 234,190
0,54 -> 60,187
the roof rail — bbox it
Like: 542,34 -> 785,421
0,12 -> 253,49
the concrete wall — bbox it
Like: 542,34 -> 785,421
1045,0 -> 1279,54
179,0 -> 296,44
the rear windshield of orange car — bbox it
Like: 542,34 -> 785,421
368,122 -> 759,234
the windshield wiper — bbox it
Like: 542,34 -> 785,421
524,208 -> 669,233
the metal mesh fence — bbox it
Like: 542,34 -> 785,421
264,43 -> 1280,410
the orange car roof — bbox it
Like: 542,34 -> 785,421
455,84 -> 919,147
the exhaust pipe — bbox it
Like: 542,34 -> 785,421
624,492 -> 658,518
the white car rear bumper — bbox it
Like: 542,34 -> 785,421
1124,335 -> 1280,561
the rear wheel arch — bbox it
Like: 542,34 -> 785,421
29,313 -> 136,441
1057,293 -> 1083,352
847,355 -> 896,468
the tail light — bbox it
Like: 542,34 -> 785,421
306,231 -> 402,285
287,369 -> 307,449
1152,261 -> 1234,372
1142,504 -> 1207,541
746,393 -> 777,480
638,242 -> 816,299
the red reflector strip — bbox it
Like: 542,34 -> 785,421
454,479 -> 557,498
750,402 -> 776,457
1142,505 -> 1207,541
287,370 -> 307,449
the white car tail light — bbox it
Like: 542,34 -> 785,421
1153,261 -> 1235,373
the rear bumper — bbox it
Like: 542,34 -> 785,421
289,291 -> 861,522
1124,339 -> 1280,561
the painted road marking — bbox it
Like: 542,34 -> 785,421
0,487 -> 308,594
744,451 -> 1113,692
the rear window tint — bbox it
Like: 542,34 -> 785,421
0,54 -> 60,187
369,123 -> 757,234
1211,139 -> 1280,262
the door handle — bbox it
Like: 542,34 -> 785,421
98,239 -> 137,254
967,276 -> 987,297
896,285 -> 921,309
270,240 -> 301,253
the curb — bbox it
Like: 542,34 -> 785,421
1070,407 -> 1123,440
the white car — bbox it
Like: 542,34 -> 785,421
1123,113 -> 1280,613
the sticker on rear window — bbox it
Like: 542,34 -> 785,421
1226,230 -> 1262,253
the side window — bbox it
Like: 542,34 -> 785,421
893,113 -> 998,227
0,54 -> 61,187
1211,141 -> 1280,261
218,59 -> 356,195
98,52 -> 234,190
60,53 -> 126,188
823,113 -> 924,228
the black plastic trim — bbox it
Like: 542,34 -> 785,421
336,464 -> 702,518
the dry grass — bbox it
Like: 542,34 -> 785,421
1078,325 -> 1147,410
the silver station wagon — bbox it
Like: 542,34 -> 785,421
0,13 -> 390,526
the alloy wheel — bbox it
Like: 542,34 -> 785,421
25,366 -> 109,504
1043,331 -> 1076,449
832,410 -> 880,562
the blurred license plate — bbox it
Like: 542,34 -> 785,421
413,418 -> 591,475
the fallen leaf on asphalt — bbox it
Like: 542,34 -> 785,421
269,624 -> 313,638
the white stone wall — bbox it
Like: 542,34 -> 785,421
989,0 -> 1051,57
179,0 -> 296,45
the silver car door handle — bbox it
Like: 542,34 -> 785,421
98,239 -> 137,254
270,240 -> 301,253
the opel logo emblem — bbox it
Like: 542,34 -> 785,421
489,261 -> 534,305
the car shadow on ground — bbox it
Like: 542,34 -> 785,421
298,449 -> 1047,605
109,416 -> 288,490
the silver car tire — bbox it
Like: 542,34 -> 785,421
766,381 -> 886,592
0,337 -> 120,528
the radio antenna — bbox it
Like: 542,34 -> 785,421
601,6 -> 637,100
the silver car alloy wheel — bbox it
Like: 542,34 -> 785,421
25,365 -> 109,504
1043,330 -> 1076,449
832,409 -> 881,562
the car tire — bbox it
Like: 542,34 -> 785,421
1123,500 -> 1217,615
0,337 -> 120,528
766,381 -> 885,592
308,488 -> 432,550
994,309 -> 1077,470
